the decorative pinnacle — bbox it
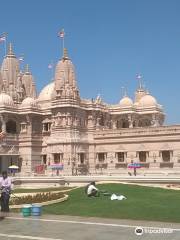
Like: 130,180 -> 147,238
25,64 -> 30,73
7,43 -> 14,56
63,48 -> 68,59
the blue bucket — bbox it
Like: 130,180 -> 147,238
31,204 -> 42,216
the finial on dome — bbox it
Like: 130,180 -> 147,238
136,74 -> 143,89
95,93 -> 102,104
146,89 -> 150,94
63,48 -> 68,59
7,43 -> 15,56
121,86 -> 127,97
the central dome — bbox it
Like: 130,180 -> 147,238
38,82 -> 55,102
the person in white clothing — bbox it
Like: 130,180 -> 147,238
0,171 -> 12,213
86,182 -> 99,197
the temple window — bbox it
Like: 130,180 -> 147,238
6,120 -> 17,134
78,153 -> 85,164
99,116 -> 105,126
138,151 -> 148,162
43,122 -> 51,132
97,153 -> 107,162
116,120 -> 129,129
42,155 -> 47,165
138,119 -> 151,127
161,151 -> 171,162
116,152 -> 125,162
53,153 -> 64,163
122,120 -> 129,128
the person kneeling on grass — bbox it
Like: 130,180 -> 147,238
86,182 -> 100,197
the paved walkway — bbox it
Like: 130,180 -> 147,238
0,213 -> 180,240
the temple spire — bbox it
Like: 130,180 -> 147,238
7,43 -> 15,56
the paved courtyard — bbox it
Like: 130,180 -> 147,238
0,214 -> 180,240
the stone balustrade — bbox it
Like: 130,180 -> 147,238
94,125 -> 180,138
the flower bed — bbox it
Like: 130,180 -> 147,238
10,191 -> 66,206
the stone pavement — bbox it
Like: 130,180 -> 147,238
0,213 -> 180,240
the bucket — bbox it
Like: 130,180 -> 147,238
31,204 -> 42,216
22,204 -> 32,217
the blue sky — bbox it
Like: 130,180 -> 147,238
0,0 -> 180,124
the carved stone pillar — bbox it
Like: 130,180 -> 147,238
26,115 -> 32,134
112,120 -> 117,129
96,117 -> 101,129
88,115 -> 93,128
152,114 -> 159,127
128,114 -> 133,128
20,122 -> 27,133
0,114 -> 7,132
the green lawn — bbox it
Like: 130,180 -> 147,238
13,187 -> 72,193
43,183 -> 180,222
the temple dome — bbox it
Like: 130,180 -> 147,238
38,82 -> 55,102
21,97 -> 38,108
119,96 -> 133,107
0,92 -> 14,107
139,94 -> 157,107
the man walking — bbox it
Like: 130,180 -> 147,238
0,171 -> 12,216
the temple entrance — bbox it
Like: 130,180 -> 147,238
0,155 -> 19,173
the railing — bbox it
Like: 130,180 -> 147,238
3,134 -> 19,142
94,125 -> 180,138
140,163 -> 150,168
77,164 -> 89,175
78,164 -> 88,168
95,163 -> 108,169
160,162 -> 174,168
115,163 -> 128,168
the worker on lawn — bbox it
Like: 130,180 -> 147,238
0,171 -> 12,216
86,182 -> 100,197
